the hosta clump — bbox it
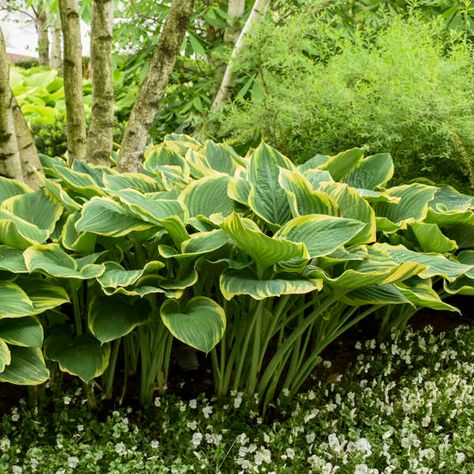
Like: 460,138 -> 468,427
0,134 -> 472,409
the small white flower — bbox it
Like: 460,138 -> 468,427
189,399 -> 197,409
63,396 -> 72,405
150,440 -> 159,449
192,432 -> 203,447
456,452 -> 466,464
12,466 -> 23,474
67,456 -> 79,469
115,442 -> 126,455
354,464 -> 370,474
323,360 -> 332,369
154,397 -> 161,407
202,405 -> 213,419
306,433 -> 316,444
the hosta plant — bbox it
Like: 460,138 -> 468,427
0,135 -> 472,410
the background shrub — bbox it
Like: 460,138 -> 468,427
210,16 -> 474,191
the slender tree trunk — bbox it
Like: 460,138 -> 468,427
86,0 -> 114,166
0,27 -> 24,181
211,0 -> 270,110
35,9 -> 50,66
118,0 -> 195,173
224,0 -> 246,42
59,0 -> 87,164
12,98 -> 42,188
50,17 -> 62,69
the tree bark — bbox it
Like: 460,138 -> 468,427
50,16 -> 62,70
12,98 -> 42,189
35,9 -> 50,66
0,27 -> 24,181
118,0 -> 195,173
86,0 -> 114,166
211,0 -> 270,110
59,0 -> 87,164
224,0 -> 246,43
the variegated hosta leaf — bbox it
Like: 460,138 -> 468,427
0,282 -> 35,318
228,177 -> 250,206
248,143 -> 293,225
0,209 -> 50,249
221,213 -> 308,275
61,212 -> 97,255
40,177 -> 82,212
0,339 -> 11,372
88,294 -> 151,343
311,258 -> 425,291
0,177 -> 31,202
444,276 -> 474,296
342,284 -> 411,305
343,153 -> 394,190
319,182 -> 376,244
15,277 -> 70,315
220,269 -> 322,300
298,155 -> 329,172
373,243 -> 471,281
409,222 -> 457,254
275,215 -> 365,258
278,168 -> 339,217
76,197 -> 152,237
319,148 -> 364,181
374,184 -> 436,226
96,261 -> 164,289
457,251 -> 474,278
143,142 -> 188,172
24,243 -> 105,279
180,230 -> 229,256
51,164 -> 105,199
0,346 -> 49,385
396,278 -> 460,312
442,222 -> 474,249
0,245 -> 27,273
161,296 -> 226,353
0,317 -> 43,347
179,175 -> 234,218
45,330 -> 110,383
204,140 -> 240,175
103,172 -> 162,193
112,189 -> 186,224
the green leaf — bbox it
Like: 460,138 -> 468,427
0,245 -> 27,273
96,261 -> 164,288
319,148 -> 364,180
61,212 -> 97,255
409,222 -> 457,253
248,143 -> 293,225
0,346 -> 49,385
45,330 -> 110,382
76,197 -> 152,237
0,282 -> 35,319
24,243 -> 104,279
0,209 -> 49,249
0,317 -> 43,347
89,295 -> 150,343
180,175 -> 234,218
161,297 -> 226,353
221,213 -> 308,275
220,270 -> 322,300
104,173 -> 162,193
344,153 -> 394,189
275,215 -> 365,258
17,278 -> 70,314
0,340 -> 11,372
204,140 -> 239,175
342,284 -> 410,305
0,177 -> 31,202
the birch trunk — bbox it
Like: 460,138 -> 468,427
59,0 -> 87,164
12,98 -> 42,189
211,0 -> 270,110
86,0 -> 114,166
0,28 -> 23,181
224,0 -> 246,43
118,0 -> 195,173
50,17 -> 62,69
35,9 -> 50,66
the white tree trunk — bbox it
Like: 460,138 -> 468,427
50,17 -> 62,69
224,0 -> 246,43
59,0 -> 87,164
35,9 -> 50,66
118,0 -> 195,173
211,0 -> 270,110
86,0 -> 115,166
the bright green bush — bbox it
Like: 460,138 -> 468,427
210,17 -> 474,191
0,136 -> 472,411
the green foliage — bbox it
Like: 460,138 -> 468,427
0,136 -> 472,410
210,17 -> 474,192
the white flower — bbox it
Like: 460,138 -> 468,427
254,448 -> 271,465
306,433 -> 316,444
323,360 -> 332,369
189,399 -> 197,409
11,413 -> 20,422
67,456 -> 79,469
63,396 -> 72,405
202,405 -> 213,419
286,448 -> 295,459
0,437 -> 11,451
354,464 -> 370,474
12,466 -> 23,474
154,397 -> 161,407
115,442 -> 126,455
192,432 -> 203,447
456,452 -> 466,464
76,424 -> 84,432
355,438 -> 372,456
150,440 -> 159,449
234,395 -> 242,409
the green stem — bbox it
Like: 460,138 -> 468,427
103,339 -> 121,400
